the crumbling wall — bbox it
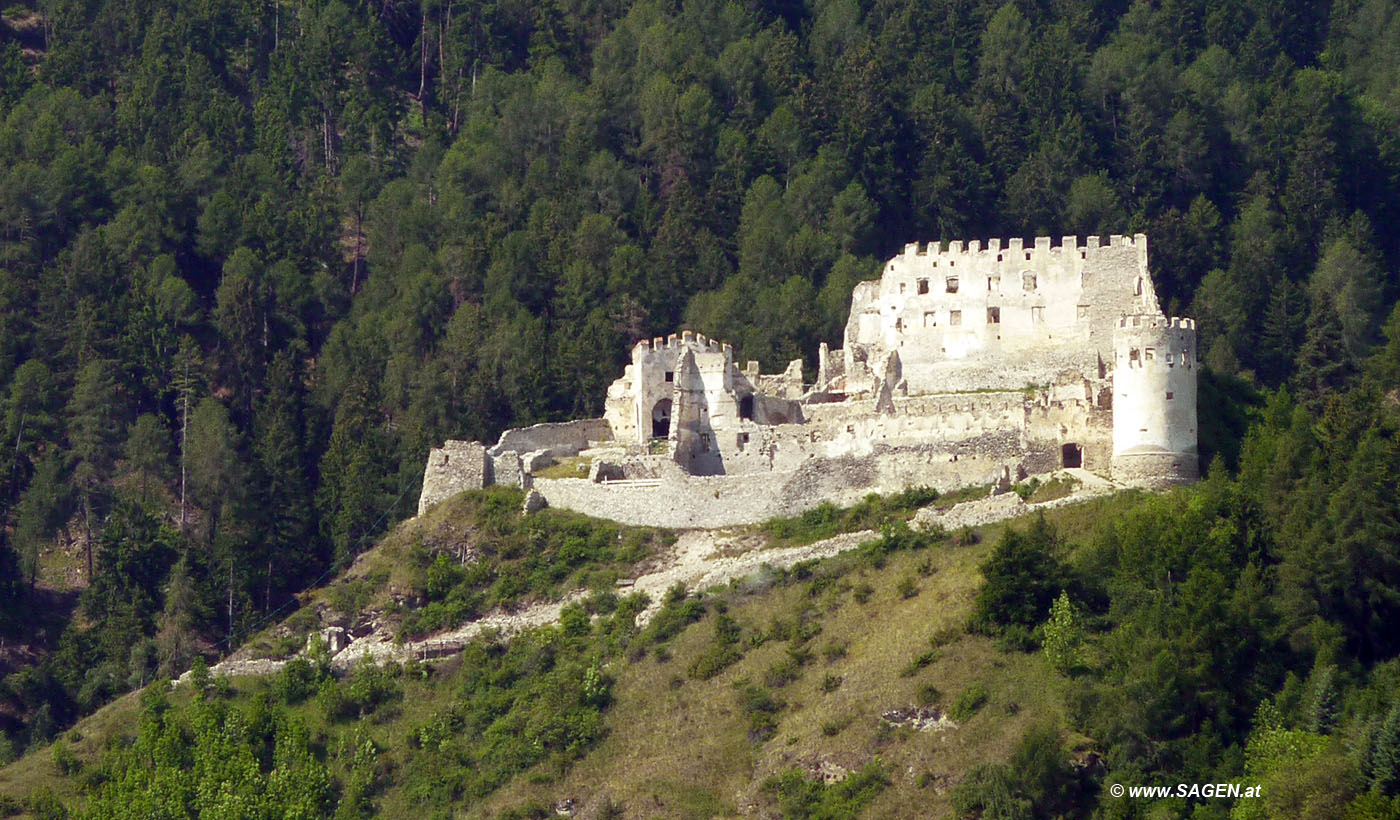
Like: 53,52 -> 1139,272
489,418 -> 614,458
533,445 -> 1045,528
845,234 -> 1156,394
418,440 -> 488,515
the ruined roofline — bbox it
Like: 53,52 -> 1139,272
1118,314 -> 1195,330
633,329 -> 732,355
897,233 -> 1148,259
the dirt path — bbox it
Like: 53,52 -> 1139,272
194,474 -> 1119,681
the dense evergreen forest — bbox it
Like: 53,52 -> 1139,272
1,0 -> 1399,813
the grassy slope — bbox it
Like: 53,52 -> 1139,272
0,491 -> 1142,818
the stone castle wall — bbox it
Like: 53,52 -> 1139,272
418,441 -> 488,515
842,234 -> 1154,395
419,233 -> 1198,522
489,419 -> 614,459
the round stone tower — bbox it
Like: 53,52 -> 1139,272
1111,314 -> 1198,487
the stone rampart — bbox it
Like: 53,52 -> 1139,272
418,440 -> 488,515
489,418 -> 614,458
532,446 -> 1041,528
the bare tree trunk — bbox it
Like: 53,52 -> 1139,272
179,384 -> 189,530
82,491 -> 93,582
323,108 -> 333,171
418,2 -> 429,112
227,560 -> 234,641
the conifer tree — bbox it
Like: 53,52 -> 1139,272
1293,296 -> 1356,413
67,359 -> 125,580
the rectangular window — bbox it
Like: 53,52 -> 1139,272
899,283 -> 906,294
988,276 -> 1000,291
950,310 -> 962,326
1022,272 -> 1037,291
923,312 -> 936,328
664,371 -> 674,382
1145,348 -> 1155,361
1166,392 -> 1174,400
1129,349 -> 1140,365
945,277 -> 959,293
1031,306 -> 1045,323
1166,352 -> 1175,366
987,307 -> 1001,324
895,318 -> 903,331
917,278 -> 929,294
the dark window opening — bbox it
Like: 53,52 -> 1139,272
917,278 -> 929,294
1061,443 -> 1082,468
664,370 -> 674,382
651,399 -> 672,438
987,307 -> 1001,324
945,277 -> 959,293
739,394 -> 755,420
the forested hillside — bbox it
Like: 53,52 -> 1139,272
1,0 -> 1399,802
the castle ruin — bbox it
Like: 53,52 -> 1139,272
419,234 -> 1197,527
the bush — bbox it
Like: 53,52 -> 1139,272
994,624 -> 1038,653
970,516 -> 1072,634
51,741 -> 80,776
1040,593 -> 1083,673
687,614 -> 746,680
949,682 -> 990,721
644,593 -> 705,644
763,761 -> 889,819
734,680 -> 784,743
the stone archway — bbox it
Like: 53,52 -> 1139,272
651,399 -> 672,439
739,394 -> 755,421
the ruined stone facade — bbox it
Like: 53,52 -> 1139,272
420,234 -> 1198,527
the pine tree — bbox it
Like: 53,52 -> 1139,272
125,413 -> 172,505
1370,705 -> 1400,797
12,452 -> 70,588
1293,296 -> 1356,413
156,556 -> 197,678
67,359 -> 125,581
252,351 -> 318,606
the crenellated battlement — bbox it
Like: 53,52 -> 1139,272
900,233 -> 1147,261
1117,315 -> 1195,330
633,331 -> 732,355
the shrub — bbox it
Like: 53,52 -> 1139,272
688,615 -> 745,680
763,761 -> 889,818
51,741 -> 80,776
949,682 -> 989,721
900,649 -> 939,677
970,516 -> 1072,634
1040,592 -> 1083,673
734,680 -> 784,743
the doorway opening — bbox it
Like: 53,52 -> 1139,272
1061,443 -> 1082,468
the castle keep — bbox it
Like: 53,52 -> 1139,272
420,234 -> 1198,527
